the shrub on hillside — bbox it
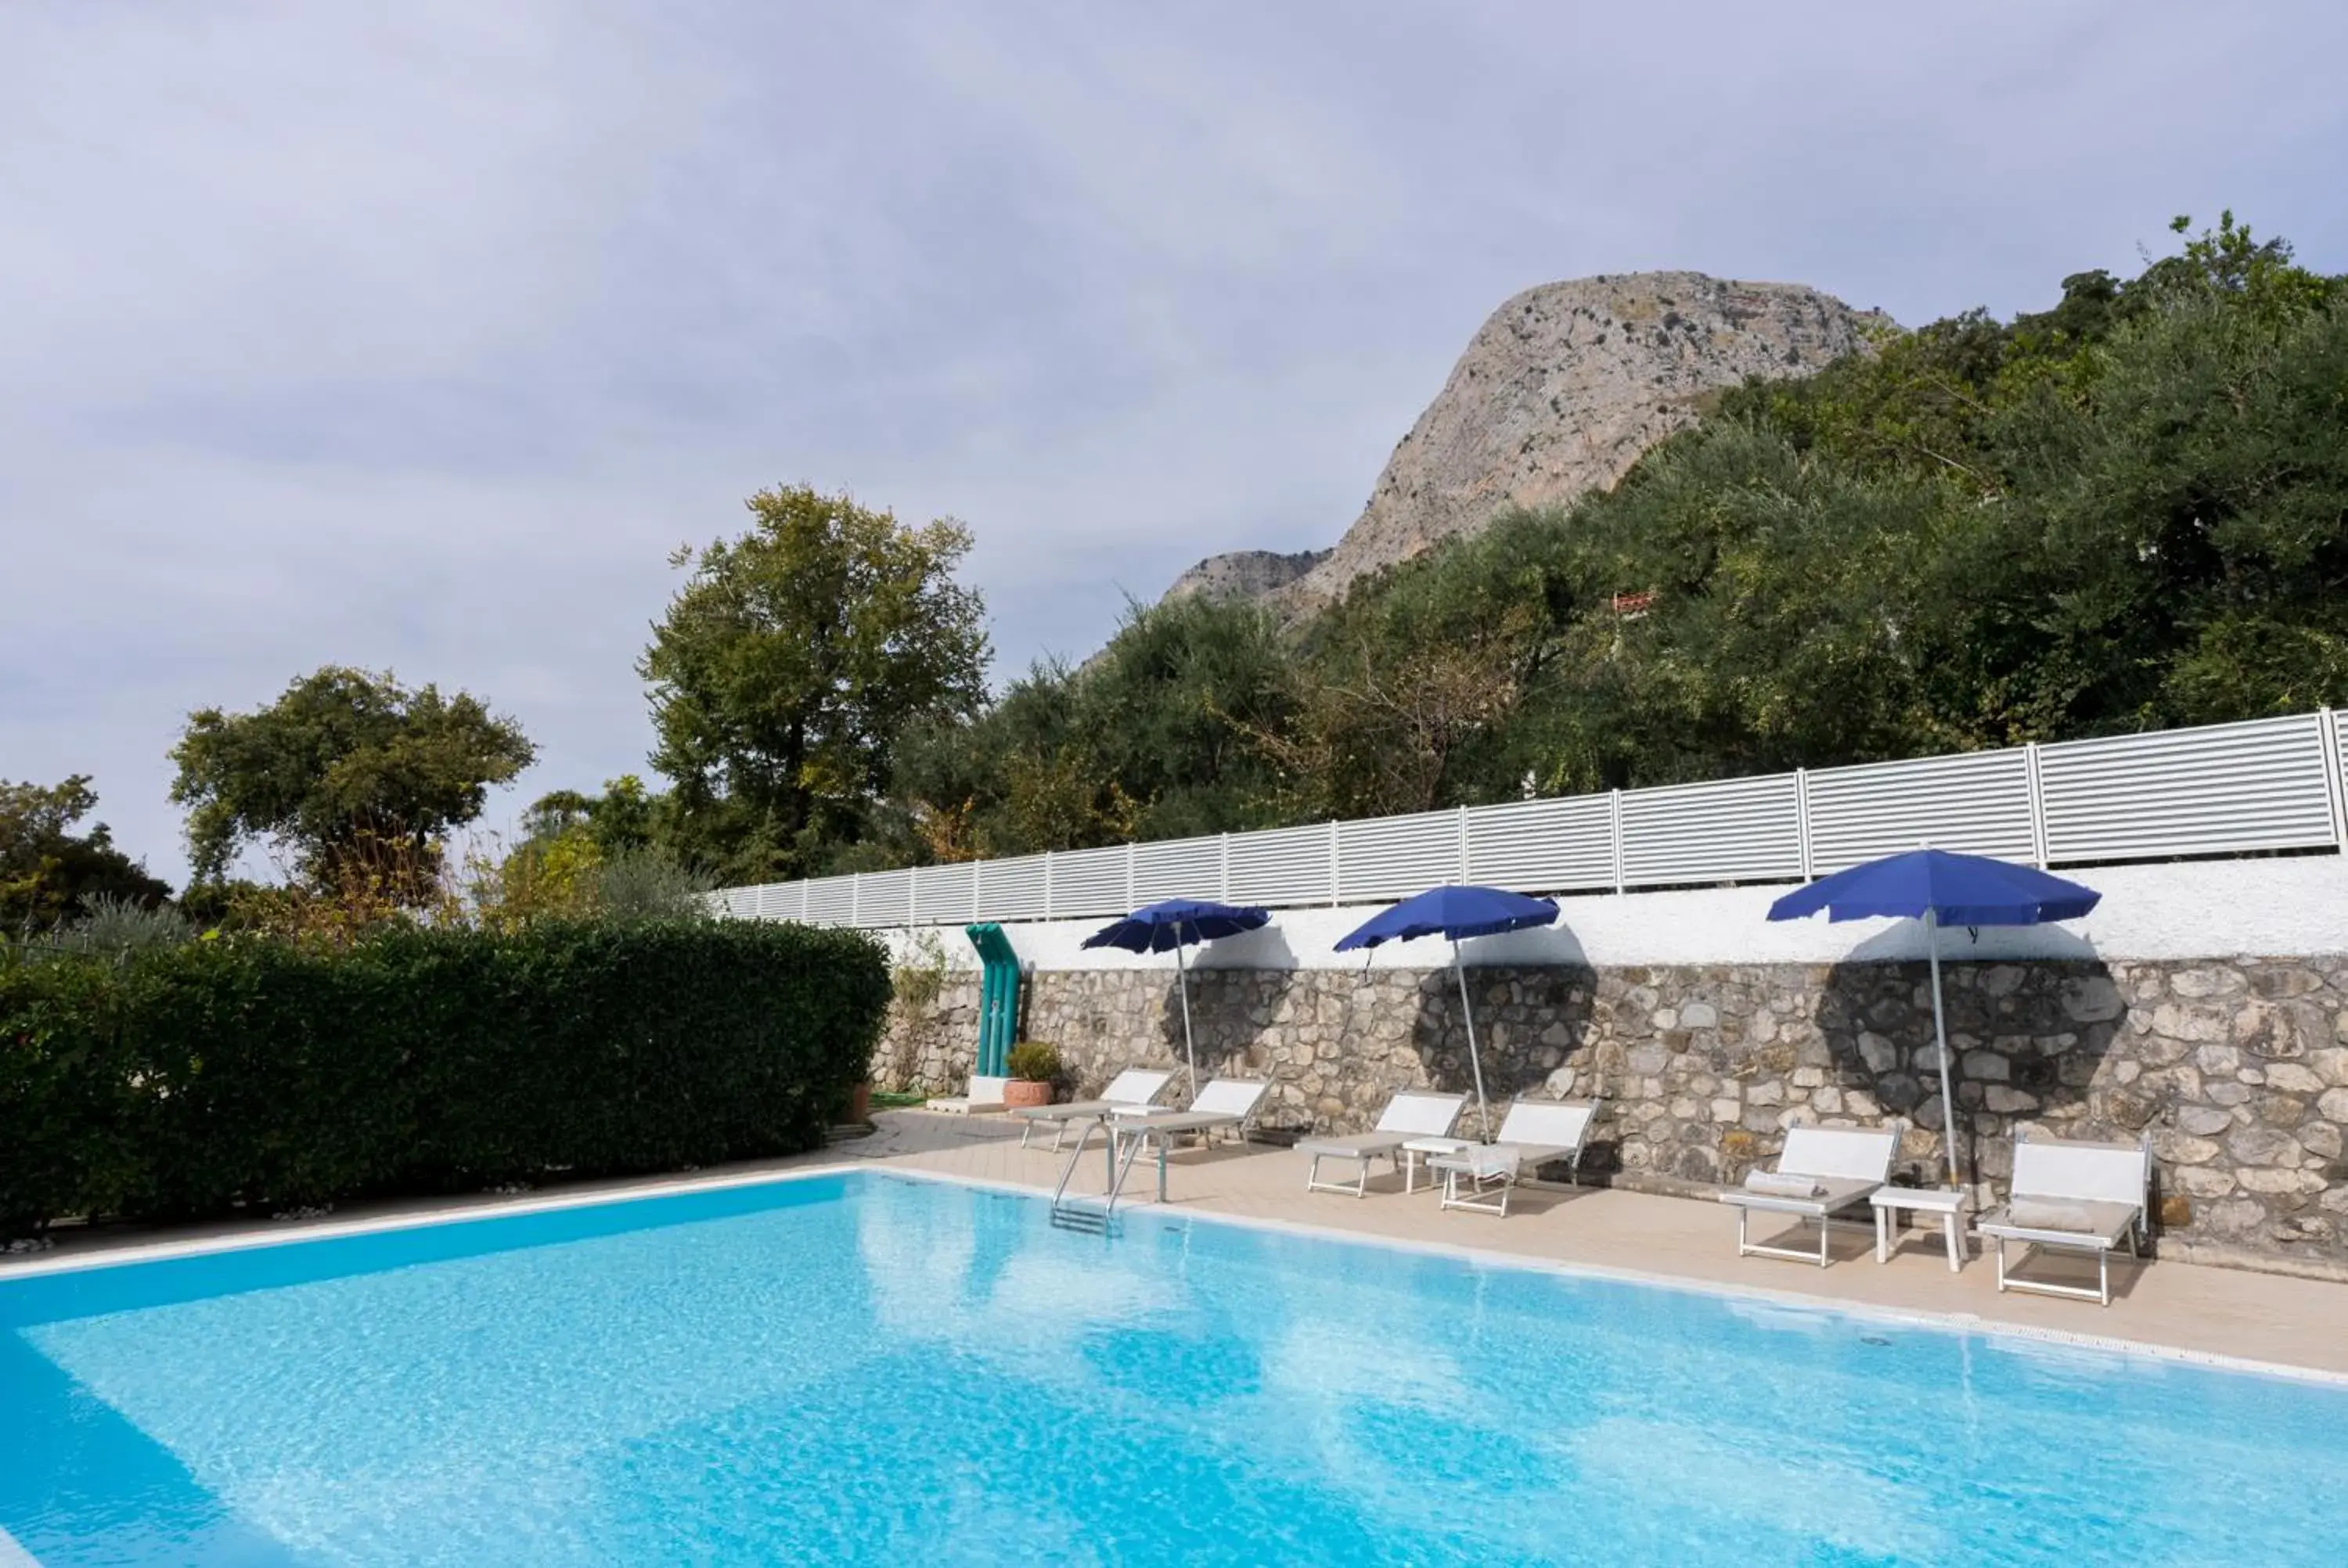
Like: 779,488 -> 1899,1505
0,918 -> 889,1235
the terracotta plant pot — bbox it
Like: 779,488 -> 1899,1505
1003,1079 -> 1053,1110
846,1081 -> 873,1124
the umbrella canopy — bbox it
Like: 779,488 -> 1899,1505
1333,884 -> 1561,951
1768,849 -> 2101,1188
1081,897 -> 1271,953
1769,848 -> 2101,928
1334,886 -> 1561,1139
1082,899 -> 1271,1092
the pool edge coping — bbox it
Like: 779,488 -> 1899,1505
5,1156 -> 2346,1391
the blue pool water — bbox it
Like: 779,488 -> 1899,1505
2,1173 -> 2344,1566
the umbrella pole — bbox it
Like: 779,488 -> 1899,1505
1926,909 -> 1961,1189
1175,930 -> 1198,1098
1453,939 -> 1491,1141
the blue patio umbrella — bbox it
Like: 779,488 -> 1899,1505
1335,885 -> 1561,1140
1082,898 -> 1271,1093
1768,848 -> 2101,1187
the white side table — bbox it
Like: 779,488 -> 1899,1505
1401,1136 -> 1471,1194
1429,1145 -> 1526,1216
1870,1186 -> 1970,1271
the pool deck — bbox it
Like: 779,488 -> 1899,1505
10,1108 -> 2348,1382
836,1112 -> 2348,1379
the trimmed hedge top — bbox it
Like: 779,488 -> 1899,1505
0,919 -> 890,1235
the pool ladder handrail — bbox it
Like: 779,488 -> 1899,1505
1050,1113 -> 1143,1230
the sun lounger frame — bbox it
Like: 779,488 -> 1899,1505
1975,1128 -> 2152,1306
1100,1078 -> 1273,1203
1298,1091 -> 1470,1197
1719,1121 -> 1907,1267
1435,1098 -> 1606,1217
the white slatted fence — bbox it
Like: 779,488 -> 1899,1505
1619,775 -> 1803,889
1046,847 -> 1129,919
1129,837 -> 1223,906
715,709 -> 2348,927
1338,809 -> 1468,904
2036,714 -> 2336,865
1226,822 -> 1336,907
1805,750 -> 2036,875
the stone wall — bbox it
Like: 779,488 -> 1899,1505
874,955 -> 2348,1278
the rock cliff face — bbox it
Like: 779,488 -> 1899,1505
1169,271 -> 1887,612
1160,548 -> 1331,605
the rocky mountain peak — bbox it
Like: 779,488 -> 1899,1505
1164,271 -> 1889,612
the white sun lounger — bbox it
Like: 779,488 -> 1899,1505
1435,1098 -> 1606,1217
1718,1122 -> 1906,1267
1014,1067 -> 1176,1149
925,1074 -> 1010,1116
1110,1077 -> 1272,1149
1297,1091 -> 1469,1197
1975,1129 -> 2152,1307
1105,1078 -> 1274,1203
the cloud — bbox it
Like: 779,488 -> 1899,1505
2,0 -> 2343,884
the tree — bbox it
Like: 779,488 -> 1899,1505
891,595 -> 1295,858
2018,272 -> 2348,728
169,667 -> 535,897
1268,588 -> 1539,819
0,776 -> 171,933
466,774 -> 709,930
642,484 -> 989,881
521,775 -> 661,859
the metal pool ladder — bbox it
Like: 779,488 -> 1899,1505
1050,1115 -> 1141,1235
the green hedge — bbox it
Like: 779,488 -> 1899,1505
0,919 -> 890,1235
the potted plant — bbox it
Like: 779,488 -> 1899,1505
1003,1041 -> 1061,1110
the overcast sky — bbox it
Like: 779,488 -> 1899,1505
5,1 -> 2343,886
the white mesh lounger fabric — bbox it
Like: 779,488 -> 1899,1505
1436,1098 -> 1605,1217
1014,1067 -> 1176,1149
925,1075 -> 1010,1115
1296,1091 -> 1469,1197
1717,1122 -> 1906,1267
1975,1129 -> 2152,1306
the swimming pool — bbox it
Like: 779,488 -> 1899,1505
2,1171 -> 2343,1566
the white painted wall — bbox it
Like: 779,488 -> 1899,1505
850,854 -> 2348,972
